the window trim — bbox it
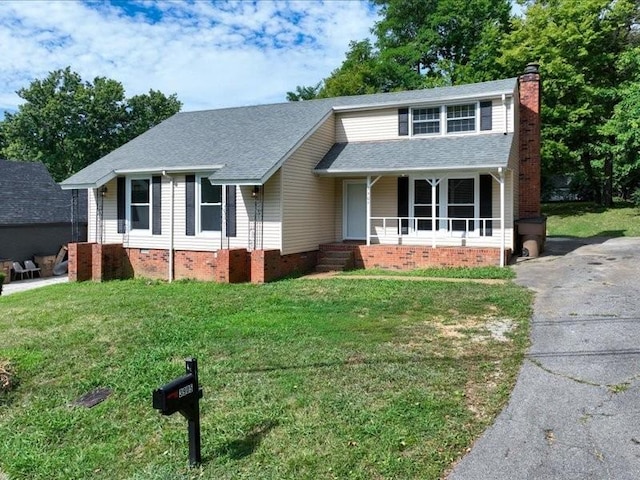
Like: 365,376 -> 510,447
446,103 -> 478,134
411,106 -> 441,136
126,176 -> 152,234
407,101 -> 482,137
409,173 -> 480,236
196,174 -> 224,236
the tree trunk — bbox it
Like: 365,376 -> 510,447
581,153 -> 601,204
603,154 -> 613,207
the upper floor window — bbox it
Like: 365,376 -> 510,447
199,177 -> 222,232
447,104 -> 476,133
130,178 -> 150,230
412,107 -> 440,135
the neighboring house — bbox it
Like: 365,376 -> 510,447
61,64 -> 541,283
0,159 -> 87,261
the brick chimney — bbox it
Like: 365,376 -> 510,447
518,63 -> 541,219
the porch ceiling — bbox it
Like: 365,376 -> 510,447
315,132 -> 514,176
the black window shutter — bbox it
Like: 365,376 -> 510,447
226,185 -> 237,237
117,176 -> 126,234
398,108 -> 409,136
186,175 -> 195,236
152,176 -> 162,235
480,101 -> 492,131
397,177 -> 409,234
480,174 -> 493,236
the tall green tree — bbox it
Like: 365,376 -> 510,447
1,67 -> 181,182
288,0 -> 512,101
500,0 -> 639,205
373,0 -> 512,85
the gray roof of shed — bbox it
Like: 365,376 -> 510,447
60,77 -> 518,188
315,133 -> 515,175
0,159 -> 87,226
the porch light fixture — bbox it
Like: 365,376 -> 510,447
252,186 -> 260,198
99,186 -> 108,196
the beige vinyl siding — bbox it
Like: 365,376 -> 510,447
490,172 -> 515,250
335,108 -> 398,143
336,98 -> 514,142
90,175 -> 253,252
261,169 -> 282,251
335,178 -> 345,241
281,115 -> 336,255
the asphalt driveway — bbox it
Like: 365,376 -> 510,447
449,237 -> 640,480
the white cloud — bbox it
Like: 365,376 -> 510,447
0,0 -> 379,113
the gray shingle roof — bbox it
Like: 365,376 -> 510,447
0,159 -> 87,226
60,77 -> 518,188
315,133 -> 515,174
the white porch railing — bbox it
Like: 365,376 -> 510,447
370,216 -> 502,246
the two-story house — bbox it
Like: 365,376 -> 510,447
61,64 -> 541,283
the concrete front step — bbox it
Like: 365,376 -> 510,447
316,250 -> 355,272
316,264 -> 348,273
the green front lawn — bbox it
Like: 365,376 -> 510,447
543,201 -> 640,238
0,278 -> 531,479
340,266 -> 515,280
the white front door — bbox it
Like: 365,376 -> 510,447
344,181 -> 367,240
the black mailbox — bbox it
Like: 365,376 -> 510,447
153,373 -> 199,416
152,358 -> 203,466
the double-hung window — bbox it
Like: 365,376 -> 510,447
130,178 -> 150,231
199,177 -> 222,232
412,107 -> 440,135
446,104 -> 476,133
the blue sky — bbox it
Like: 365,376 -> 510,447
1,1 -> 524,115
0,0 -> 380,113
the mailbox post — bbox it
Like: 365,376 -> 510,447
152,358 -> 203,466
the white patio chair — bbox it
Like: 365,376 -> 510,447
24,260 -> 41,279
12,261 -> 29,281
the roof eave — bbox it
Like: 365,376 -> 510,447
333,90 -> 516,113
315,164 -> 509,177
60,165 -> 225,189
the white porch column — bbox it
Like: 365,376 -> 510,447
366,176 -> 381,246
426,178 -> 441,249
490,169 -> 506,267
366,176 -> 371,246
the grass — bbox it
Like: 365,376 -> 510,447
339,266 -> 515,280
0,278 -> 532,479
543,201 -> 640,238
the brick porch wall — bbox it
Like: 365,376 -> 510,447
321,244 -> 510,269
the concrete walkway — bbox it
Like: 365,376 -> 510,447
1,275 -> 68,296
449,237 -> 640,480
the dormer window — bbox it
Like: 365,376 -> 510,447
412,107 -> 440,135
446,104 -> 476,133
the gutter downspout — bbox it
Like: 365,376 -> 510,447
162,171 -> 175,282
499,167 -> 506,268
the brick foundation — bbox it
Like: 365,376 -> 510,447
68,243 -> 317,284
250,249 -> 318,283
68,242 -> 94,281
